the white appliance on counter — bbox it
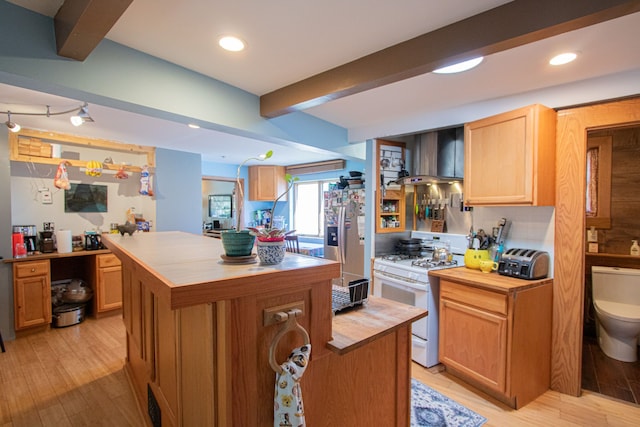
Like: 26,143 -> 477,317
372,231 -> 468,367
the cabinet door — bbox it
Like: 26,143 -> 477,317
465,108 -> 532,204
464,104 -> 556,206
439,298 -> 508,393
248,166 -> 286,201
97,265 -> 123,311
14,276 -> 51,329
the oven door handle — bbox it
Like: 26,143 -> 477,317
373,271 -> 428,292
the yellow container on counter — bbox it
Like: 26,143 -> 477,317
464,249 -> 491,269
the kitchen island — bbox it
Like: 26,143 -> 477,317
103,231 -> 425,426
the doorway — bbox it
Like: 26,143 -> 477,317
554,97 -> 640,397
202,175 -> 237,230
581,125 -> 640,404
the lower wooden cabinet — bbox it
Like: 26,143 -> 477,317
436,273 -> 553,408
93,254 -> 123,313
440,284 -> 508,393
13,260 -> 51,330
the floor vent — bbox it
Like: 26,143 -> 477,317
148,384 -> 161,427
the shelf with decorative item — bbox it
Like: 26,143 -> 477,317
8,128 -> 155,174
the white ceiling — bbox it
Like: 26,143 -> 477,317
3,0 -> 640,165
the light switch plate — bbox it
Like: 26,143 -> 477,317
41,190 -> 52,204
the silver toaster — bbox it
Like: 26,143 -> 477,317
497,248 -> 550,280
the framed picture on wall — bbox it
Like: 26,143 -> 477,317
208,194 -> 233,218
65,183 -> 108,213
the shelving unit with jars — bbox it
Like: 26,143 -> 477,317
376,139 -> 406,233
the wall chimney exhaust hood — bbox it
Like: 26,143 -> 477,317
397,127 -> 464,185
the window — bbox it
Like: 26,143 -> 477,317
291,180 -> 333,236
586,135 -> 612,229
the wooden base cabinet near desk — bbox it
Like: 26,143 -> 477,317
13,260 -> 51,330
8,252 -> 123,331
90,253 -> 123,314
431,268 -> 553,409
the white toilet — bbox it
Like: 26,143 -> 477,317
591,266 -> 640,362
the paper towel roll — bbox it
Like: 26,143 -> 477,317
56,229 -> 72,253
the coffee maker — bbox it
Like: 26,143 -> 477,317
13,225 -> 37,254
40,222 -> 55,253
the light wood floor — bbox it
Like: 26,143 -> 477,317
0,315 -> 143,426
412,364 -> 640,426
3,316 -> 640,426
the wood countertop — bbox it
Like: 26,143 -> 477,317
102,231 -> 341,309
3,248 -> 112,263
328,296 -> 427,355
429,266 -> 553,293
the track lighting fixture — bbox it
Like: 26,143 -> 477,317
5,112 -> 21,132
1,102 -> 94,132
70,103 -> 94,126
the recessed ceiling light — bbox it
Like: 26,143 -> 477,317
188,123 -> 200,129
433,57 -> 483,74
218,36 -> 245,52
549,52 -> 577,66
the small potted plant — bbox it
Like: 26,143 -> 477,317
248,173 -> 299,265
220,150 -> 273,258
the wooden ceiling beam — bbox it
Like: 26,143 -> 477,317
55,0 -> 133,61
260,0 -> 640,118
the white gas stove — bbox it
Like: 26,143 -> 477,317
372,232 -> 467,367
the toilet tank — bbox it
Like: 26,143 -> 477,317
592,266 -> 640,305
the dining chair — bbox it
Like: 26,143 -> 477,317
285,235 -> 300,253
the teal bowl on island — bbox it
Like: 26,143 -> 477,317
221,230 -> 255,257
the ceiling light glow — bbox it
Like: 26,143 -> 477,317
219,36 -> 245,52
433,57 -> 483,74
549,52 -> 577,66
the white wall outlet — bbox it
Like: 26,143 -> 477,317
41,190 -> 52,204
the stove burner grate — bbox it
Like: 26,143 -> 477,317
411,258 -> 458,270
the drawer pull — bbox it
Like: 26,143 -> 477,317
31,268 -> 35,272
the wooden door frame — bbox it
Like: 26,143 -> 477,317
554,97 -> 640,396
202,175 -> 244,229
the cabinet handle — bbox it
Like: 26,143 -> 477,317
31,268 -> 36,272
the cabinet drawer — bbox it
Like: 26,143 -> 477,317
14,261 -> 49,278
98,254 -> 121,268
440,280 -> 508,315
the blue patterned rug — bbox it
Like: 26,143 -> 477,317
411,379 -> 487,427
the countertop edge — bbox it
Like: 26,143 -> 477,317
2,249 -> 112,263
429,266 -> 553,292
327,296 -> 428,355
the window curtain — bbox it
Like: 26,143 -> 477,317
586,147 -> 599,217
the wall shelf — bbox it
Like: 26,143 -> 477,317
9,128 -> 155,174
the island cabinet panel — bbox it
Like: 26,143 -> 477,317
464,104 -> 556,206
431,268 -> 553,409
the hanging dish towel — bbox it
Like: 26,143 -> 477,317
274,344 -> 311,427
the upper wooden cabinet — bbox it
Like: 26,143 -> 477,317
464,104 -> 556,206
248,166 -> 287,201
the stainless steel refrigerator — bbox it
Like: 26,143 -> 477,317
324,189 -> 365,277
